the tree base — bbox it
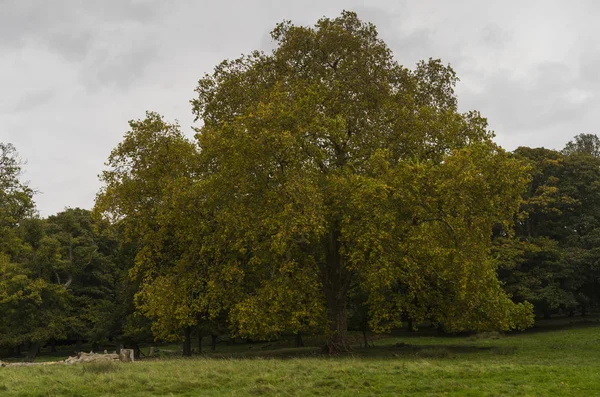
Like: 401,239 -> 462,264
322,340 -> 351,355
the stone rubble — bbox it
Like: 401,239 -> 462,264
1,349 -> 136,367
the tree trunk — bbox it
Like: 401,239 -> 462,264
198,333 -> 203,354
211,334 -> 218,351
362,329 -> 369,349
130,342 -> 142,359
26,342 -> 39,362
324,289 -> 350,354
321,226 -> 351,354
49,339 -> 57,353
76,338 -> 82,353
183,327 -> 192,357
295,333 -> 304,348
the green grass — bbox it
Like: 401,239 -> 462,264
2,320 -> 600,396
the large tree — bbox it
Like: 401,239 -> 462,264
95,112 -> 201,355
188,12 -> 533,351
96,13 -> 533,353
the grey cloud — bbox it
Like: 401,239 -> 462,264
45,31 -> 95,63
579,50 -> 600,87
82,1 -> 166,23
390,28 -> 435,67
479,24 -> 513,50
0,0 -> 169,61
11,89 -> 56,113
0,2 -> 63,47
459,60 -> 597,148
85,41 -> 159,90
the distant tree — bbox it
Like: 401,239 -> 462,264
95,112 -> 201,356
495,236 -> 574,318
43,209 -> 123,348
557,151 -> 600,314
0,143 -> 35,255
0,217 -> 69,360
0,143 -> 51,360
495,144 -> 600,317
562,133 -> 600,157
0,206 -> 133,360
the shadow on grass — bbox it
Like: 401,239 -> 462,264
518,315 -> 600,335
350,343 -> 496,359
2,341 -> 518,364
388,314 -> 600,339
145,342 -> 506,362
8,316 -> 596,364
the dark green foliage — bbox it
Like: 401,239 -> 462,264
43,209 -> 122,344
0,147 -> 151,358
495,137 -> 600,317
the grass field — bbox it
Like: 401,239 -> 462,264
1,318 -> 600,396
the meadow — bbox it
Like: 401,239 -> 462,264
1,318 -> 600,396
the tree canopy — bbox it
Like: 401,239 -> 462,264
97,11 -> 534,352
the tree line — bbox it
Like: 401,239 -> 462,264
1,12 -> 598,358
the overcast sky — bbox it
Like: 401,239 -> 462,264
1,0 -> 599,216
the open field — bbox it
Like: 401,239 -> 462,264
1,319 -> 600,396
